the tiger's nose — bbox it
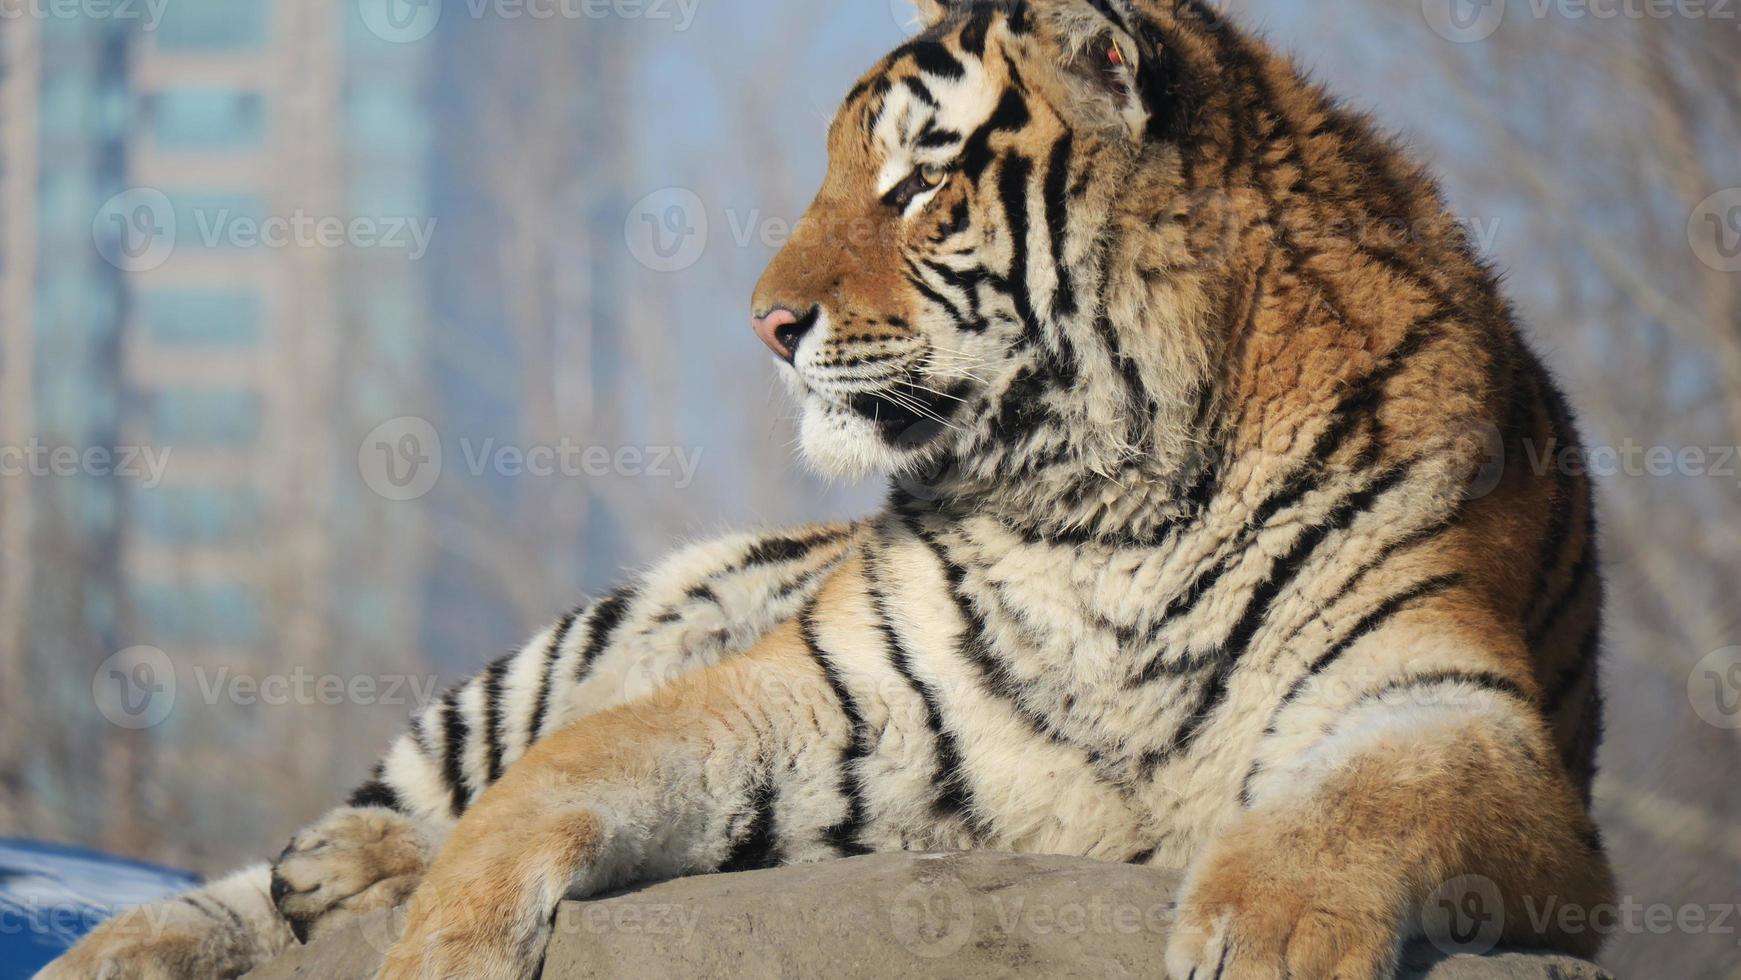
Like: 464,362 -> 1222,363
751,306 -> 817,363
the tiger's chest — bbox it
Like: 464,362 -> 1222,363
854,517 -> 1299,857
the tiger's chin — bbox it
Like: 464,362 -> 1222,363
795,400 -> 932,481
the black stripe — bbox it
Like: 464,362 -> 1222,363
917,127 -> 963,149
1134,467 -> 1410,688
1139,471 -> 1416,775
1092,313 -> 1150,437
843,74 -> 891,109
801,604 -> 873,856
1279,507 -> 1463,650
346,767 -> 403,812
996,151 -> 1050,358
480,653 -> 511,784
528,608 -> 581,742
1145,308 -> 1450,636
907,264 -> 976,332
576,585 -> 636,680
960,89 -> 1029,182
439,689 -> 472,817
903,76 -> 938,108
1527,534 -> 1596,647
1268,572 -> 1468,722
1543,619 -> 1601,715
863,537 -> 980,828
896,40 -> 966,81
958,6 -> 995,56
719,767 -> 782,873
738,529 -> 846,571
1351,669 -> 1534,712
1042,132 -> 1077,320
1525,377 -> 1576,622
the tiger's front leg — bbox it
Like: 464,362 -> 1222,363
376,620 -> 847,980
1164,619 -> 1615,980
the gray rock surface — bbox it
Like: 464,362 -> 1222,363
244,852 -> 1615,979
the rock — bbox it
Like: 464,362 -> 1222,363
243,852 -> 1614,979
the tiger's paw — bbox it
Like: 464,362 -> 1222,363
271,806 -> 439,946
36,866 -> 288,980
1164,841 -> 1402,980
35,904 -> 244,980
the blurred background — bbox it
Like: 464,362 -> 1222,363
0,0 -> 1735,975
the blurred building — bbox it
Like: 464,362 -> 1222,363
0,14 -> 43,824
0,1 -> 435,866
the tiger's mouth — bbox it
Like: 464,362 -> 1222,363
846,378 -> 975,445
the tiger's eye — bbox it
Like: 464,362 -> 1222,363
921,162 -> 949,187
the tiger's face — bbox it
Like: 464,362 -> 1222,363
751,0 -> 1182,483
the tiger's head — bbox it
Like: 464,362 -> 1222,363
752,0 -> 1235,528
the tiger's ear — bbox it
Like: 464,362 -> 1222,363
1031,0 -> 1152,142
914,0 -> 953,28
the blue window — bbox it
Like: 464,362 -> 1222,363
132,486 -> 261,543
146,89 -> 266,152
145,389 -> 261,447
132,582 -> 259,648
139,290 -> 263,347
153,0 -> 270,51
162,192 -> 267,250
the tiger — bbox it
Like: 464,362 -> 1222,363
42,1 -> 1615,977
